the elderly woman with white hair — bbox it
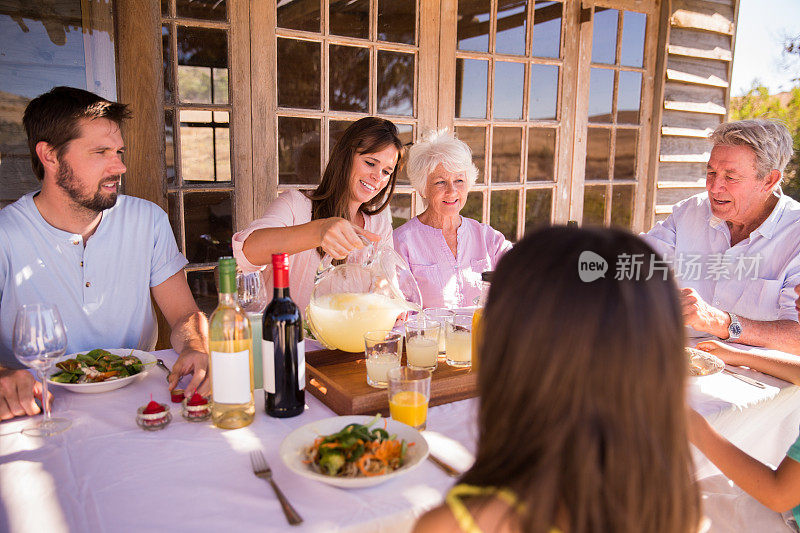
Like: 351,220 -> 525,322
393,130 -> 512,309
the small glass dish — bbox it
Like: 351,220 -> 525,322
181,397 -> 211,422
136,404 -> 172,431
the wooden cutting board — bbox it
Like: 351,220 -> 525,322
305,349 -> 478,415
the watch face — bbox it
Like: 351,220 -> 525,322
730,322 -> 743,337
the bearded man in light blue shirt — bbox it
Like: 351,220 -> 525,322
0,87 -> 210,420
644,119 -> 800,353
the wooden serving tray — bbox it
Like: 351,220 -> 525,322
305,349 -> 478,415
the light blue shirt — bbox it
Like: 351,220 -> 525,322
643,189 -> 800,326
0,192 -> 188,368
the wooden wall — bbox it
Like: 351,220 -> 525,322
650,0 -> 739,226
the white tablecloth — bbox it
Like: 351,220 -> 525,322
1,348 -> 798,533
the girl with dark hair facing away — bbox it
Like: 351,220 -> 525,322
414,226 -> 702,533
232,117 -> 404,311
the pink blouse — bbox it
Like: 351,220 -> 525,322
393,216 -> 512,309
231,189 -> 394,312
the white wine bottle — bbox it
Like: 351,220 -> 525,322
209,257 -> 255,429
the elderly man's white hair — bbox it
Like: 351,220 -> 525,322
709,119 -> 793,180
406,129 -> 479,197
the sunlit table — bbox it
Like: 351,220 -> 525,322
2,345 -> 799,533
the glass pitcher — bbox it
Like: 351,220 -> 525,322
306,240 -> 422,353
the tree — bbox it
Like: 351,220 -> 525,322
730,84 -> 800,201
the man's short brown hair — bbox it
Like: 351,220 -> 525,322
23,86 -> 131,180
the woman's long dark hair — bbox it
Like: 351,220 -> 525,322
307,117 -> 403,225
462,226 -> 700,533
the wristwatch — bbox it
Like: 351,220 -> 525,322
727,312 -> 742,340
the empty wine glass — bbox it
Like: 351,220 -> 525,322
13,304 -> 71,437
236,271 -> 267,314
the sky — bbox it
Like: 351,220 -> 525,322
730,0 -> 800,96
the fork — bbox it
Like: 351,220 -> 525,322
250,450 -> 303,525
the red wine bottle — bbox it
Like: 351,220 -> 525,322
263,253 -> 305,418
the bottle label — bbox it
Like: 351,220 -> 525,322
211,350 -> 251,404
262,340 -> 275,394
262,339 -> 306,394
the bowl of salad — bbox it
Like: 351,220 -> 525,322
47,348 -> 156,393
279,415 -> 429,489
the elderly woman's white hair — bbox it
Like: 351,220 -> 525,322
406,129 -> 479,197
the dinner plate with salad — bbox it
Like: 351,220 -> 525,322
279,415 -> 429,489
47,348 -> 156,393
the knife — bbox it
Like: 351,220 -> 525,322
723,368 -> 766,389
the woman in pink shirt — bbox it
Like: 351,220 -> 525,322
394,130 -> 512,309
232,118 -> 404,311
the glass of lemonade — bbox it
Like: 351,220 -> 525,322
388,367 -> 431,430
364,330 -> 402,388
423,308 -> 454,356
446,312 -> 473,368
404,317 -> 439,371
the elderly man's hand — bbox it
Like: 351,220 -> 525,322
680,287 -> 730,338
0,368 -> 51,420
169,349 -> 209,398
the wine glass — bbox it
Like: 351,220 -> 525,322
12,304 -> 72,437
236,271 -> 267,314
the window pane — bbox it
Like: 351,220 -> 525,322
532,1 -> 562,58
395,124 -> 413,185
165,110 -> 176,185
611,185 -> 634,228
455,126 -> 486,184
525,189 -> 552,233
377,51 -> 414,116
330,45 -> 369,112
614,129 -> 637,181
278,117 -> 320,185
455,59 -> 488,119
188,270 -> 218,316
583,186 -> 606,225
330,0 -> 369,39
330,120 -> 355,149
167,192 -> 182,254
180,110 -> 230,182
278,0 -> 320,32
620,11 -> 646,68
458,0 -> 490,52
278,38 -> 320,109
184,191 -> 233,263
390,193 -> 412,229
617,71 -> 642,124
496,0 -> 526,56
529,64 -> 558,120
585,127 -> 610,181
176,27 -> 228,104
527,128 -> 556,182
490,190 -> 518,241
492,127 -> 522,184
162,25 -> 173,104
591,8 -> 618,64
588,68 -> 613,123
378,0 -> 415,44
493,61 -> 524,120
162,0 -> 169,15
462,191 -> 484,223
177,0 -> 226,20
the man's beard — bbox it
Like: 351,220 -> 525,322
56,161 -> 119,212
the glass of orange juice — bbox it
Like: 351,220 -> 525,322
387,367 -> 431,430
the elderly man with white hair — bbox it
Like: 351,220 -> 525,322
393,130 -> 512,309
644,119 -> 800,352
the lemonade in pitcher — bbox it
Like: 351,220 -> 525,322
307,292 -> 407,352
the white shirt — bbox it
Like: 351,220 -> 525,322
0,192 -> 188,368
231,189 -> 394,312
642,189 -> 800,327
